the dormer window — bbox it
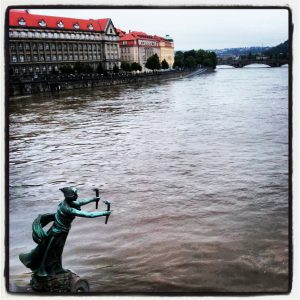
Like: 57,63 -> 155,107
18,18 -> 26,26
39,20 -> 46,27
88,24 -> 94,30
73,22 -> 80,29
57,21 -> 64,28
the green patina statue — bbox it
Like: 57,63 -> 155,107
19,187 -> 111,278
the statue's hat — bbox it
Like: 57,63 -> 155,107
60,187 -> 77,200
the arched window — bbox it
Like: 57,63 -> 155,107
39,20 -> 47,27
18,18 -> 26,26
57,21 -> 64,28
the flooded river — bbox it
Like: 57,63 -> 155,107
8,66 -> 289,293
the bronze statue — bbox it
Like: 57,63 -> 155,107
19,187 -> 111,278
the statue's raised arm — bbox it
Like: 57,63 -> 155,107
19,187 -> 112,280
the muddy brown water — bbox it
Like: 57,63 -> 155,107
8,66 -> 289,293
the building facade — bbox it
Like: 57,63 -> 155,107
118,30 -> 174,70
155,35 -> 174,68
8,10 -> 121,77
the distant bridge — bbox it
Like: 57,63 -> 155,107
217,58 -> 289,68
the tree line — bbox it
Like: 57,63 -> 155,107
173,49 -> 217,69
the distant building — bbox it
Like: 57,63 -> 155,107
154,34 -> 174,68
8,9 -> 120,76
118,30 -> 174,70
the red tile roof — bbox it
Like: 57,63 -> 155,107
9,9 -> 110,32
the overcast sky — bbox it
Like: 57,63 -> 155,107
28,8 -> 289,50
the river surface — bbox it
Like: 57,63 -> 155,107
8,66 -> 289,293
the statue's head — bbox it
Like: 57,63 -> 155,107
60,187 -> 78,202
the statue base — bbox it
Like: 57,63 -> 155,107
31,271 -> 90,293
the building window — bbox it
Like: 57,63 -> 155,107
19,55 -> 24,62
78,44 -> 83,51
46,55 -> 51,61
63,55 -> 68,60
21,67 -> 26,74
32,43 -> 37,50
39,43 -> 44,50
28,31 -> 33,38
74,44 -> 78,51
59,33 -> 64,39
48,32 -> 53,38
10,43 -> 16,50
42,66 -> 47,72
58,55 -> 62,61
69,55 -> 73,60
88,24 -> 94,30
12,55 -> 17,62
74,23 -> 80,30
18,18 -> 26,26
41,32 -> 46,38
12,31 -> 19,38
54,33 -> 59,39
63,43 -> 67,50
40,55 -> 45,61
35,32 -> 41,38
15,67 -> 19,74
20,31 -> 27,38
36,66 -> 40,73
26,55 -> 31,62
74,54 -> 78,60
52,55 -> 57,61
33,55 -> 38,61
69,44 -> 73,50
51,43 -> 56,50
58,44 -> 62,51
29,66 -> 33,73
18,43 -> 23,50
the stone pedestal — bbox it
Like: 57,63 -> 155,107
31,271 -> 90,293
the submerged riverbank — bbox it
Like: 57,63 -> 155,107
8,68 -> 211,97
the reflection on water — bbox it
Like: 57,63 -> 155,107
9,67 -> 289,292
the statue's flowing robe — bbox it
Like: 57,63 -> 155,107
19,203 -> 76,276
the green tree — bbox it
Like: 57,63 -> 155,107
145,54 -> 161,71
97,62 -> 105,74
173,51 -> 184,68
131,62 -> 142,72
161,59 -> 169,70
184,56 -> 197,68
121,62 -> 132,72
113,64 -> 119,73
60,64 -> 73,75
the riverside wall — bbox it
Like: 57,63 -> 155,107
9,69 -> 207,97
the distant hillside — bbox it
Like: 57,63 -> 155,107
264,40 -> 288,57
209,46 -> 270,58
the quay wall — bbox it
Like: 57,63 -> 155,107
8,69 -> 206,97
